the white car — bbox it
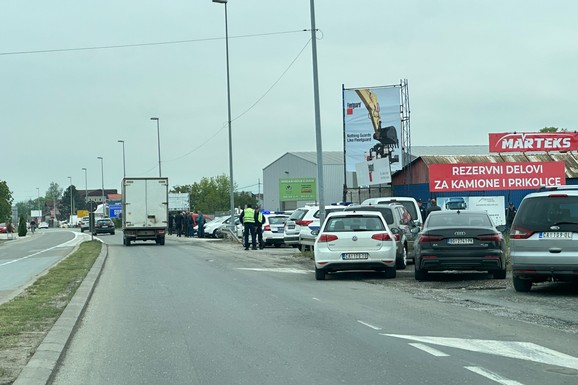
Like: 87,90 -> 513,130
313,211 -> 397,281
38,222 -> 49,229
261,212 -> 289,248
298,206 -> 348,251
206,215 -> 238,238
285,205 -> 345,250
361,196 -> 423,227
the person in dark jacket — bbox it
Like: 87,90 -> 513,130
197,211 -> 205,238
254,207 -> 265,249
168,213 -> 174,235
175,212 -> 183,237
426,198 -> 441,219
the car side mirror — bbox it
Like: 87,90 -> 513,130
496,225 -> 506,232
410,226 -> 421,234
389,227 -> 400,234
311,229 -> 319,236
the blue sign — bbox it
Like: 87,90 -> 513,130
109,204 -> 122,218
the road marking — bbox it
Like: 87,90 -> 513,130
357,320 -> 382,330
383,334 -> 578,370
236,267 -> 310,274
0,233 -> 90,268
312,297 -> 321,301
465,366 -> 524,385
409,343 -> 449,357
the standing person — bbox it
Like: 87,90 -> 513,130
240,204 -> 256,250
168,213 -> 174,236
197,211 -> 205,238
175,212 -> 183,237
506,202 -> 517,229
417,199 -> 427,224
426,198 -> 441,219
185,211 -> 193,237
30,219 -> 37,234
254,207 -> 265,249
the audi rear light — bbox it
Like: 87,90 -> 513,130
419,234 -> 443,243
318,234 -> 338,242
478,233 -> 502,242
371,233 -> 392,241
510,226 -> 534,239
264,224 -> 271,231
296,220 -> 313,226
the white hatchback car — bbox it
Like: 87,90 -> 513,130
313,211 -> 397,280
261,212 -> 289,248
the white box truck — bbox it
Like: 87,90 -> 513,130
122,177 -> 169,246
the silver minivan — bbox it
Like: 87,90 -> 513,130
509,186 -> 578,292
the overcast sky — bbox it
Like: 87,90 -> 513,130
3,0 -> 577,204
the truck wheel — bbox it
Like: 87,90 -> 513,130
157,236 -> 165,245
124,238 -> 131,246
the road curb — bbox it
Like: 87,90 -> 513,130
13,242 -> 109,385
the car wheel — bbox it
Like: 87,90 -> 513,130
513,276 -> 532,292
493,269 -> 507,279
315,267 -> 325,281
81,228 -> 84,233
384,267 -> 396,279
415,267 -> 428,281
396,246 -> 408,270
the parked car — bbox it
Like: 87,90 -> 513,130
93,218 -> 115,235
286,205 -> 346,250
79,216 -> 90,232
414,210 -> 506,281
344,203 -> 416,269
0,223 -> 15,233
313,210 -> 397,280
509,185 -> 578,292
38,222 -> 49,229
444,197 -> 467,210
207,215 -> 239,238
361,196 -> 423,227
298,206 -> 347,250
261,212 -> 290,247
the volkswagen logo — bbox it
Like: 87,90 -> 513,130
550,225 -> 560,230
352,236 -> 358,241
454,231 -> 466,236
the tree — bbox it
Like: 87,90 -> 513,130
540,126 -> 568,132
60,185 -> 83,220
0,181 -> 13,223
45,182 -> 63,220
18,215 -> 27,237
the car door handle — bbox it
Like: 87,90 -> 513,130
549,248 -> 562,253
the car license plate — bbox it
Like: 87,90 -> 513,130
448,238 -> 474,245
288,225 -> 295,230
539,232 -> 572,239
342,253 -> 369,260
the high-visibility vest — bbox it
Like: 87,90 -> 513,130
257,212 -> 263,223
243,208 -> 255,223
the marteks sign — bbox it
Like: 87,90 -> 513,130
489,132 -> 578,153
429,162 -> 565,192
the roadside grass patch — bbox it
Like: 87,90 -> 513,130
0,240 -> 101,384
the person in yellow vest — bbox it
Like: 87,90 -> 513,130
254,207 -> 265,249
240,204 -> 256,250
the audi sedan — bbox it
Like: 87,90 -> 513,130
414,210 -> 506,280
93,218 -> 116,235
313,211 -> 397,280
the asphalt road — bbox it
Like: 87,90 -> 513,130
0,229 -> 93,304
49,235 -> 578,385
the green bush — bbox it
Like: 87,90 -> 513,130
18,216 -> 27,237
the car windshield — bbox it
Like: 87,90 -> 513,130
268,216 -> 287,225
345,206 -> 394,225
325,215 -> 385,232
513,196 -> 578,230
428,213 -> 492,227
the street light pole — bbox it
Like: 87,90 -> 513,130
36,187 -> 40,209
150,118 -> 162,177
213,0 -> 236,228
68,176 -> 73,225
97,157 -> 105,217
82,167 -> 88,205
117,140 -> 126,178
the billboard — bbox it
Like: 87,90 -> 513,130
169,193 -> 190,211
437,196 -> 506,226
489,132 -> 578,153
279,178 -> 316,201
355,157 -> 392,186
343,86 -> 402,182
108,204 -> 122,218
429,162 -> 565,192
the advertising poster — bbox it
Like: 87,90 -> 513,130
437,196 -> 506,226
429,162 -> 565,192
355,157 -> 392,186
169,193 -> 190,211
343,86 -> 402,179
279,178 -> 316,201
489,132 -> 578,153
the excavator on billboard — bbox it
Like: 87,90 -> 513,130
355,88 -> 399,164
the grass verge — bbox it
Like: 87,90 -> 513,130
0,240 -> 102,385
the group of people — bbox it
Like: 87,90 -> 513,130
417,198 -> 441,221
168,211 -> 205,238
240,204 -> 265,250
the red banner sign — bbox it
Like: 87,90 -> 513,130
489,132 -> 578,153
429,162 -> 566,192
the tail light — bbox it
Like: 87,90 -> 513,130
419,234 -> 443,243
318,234 -> 338,242
264,224 -> 271,231
296,220 -> 313,226
510,226 -> 534,239
371,233 -> 392,241
478,233 -> 502,242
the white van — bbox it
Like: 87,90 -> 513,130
361,197 -> 423,226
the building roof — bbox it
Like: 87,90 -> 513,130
418,153 -> 578,178
265,151 -> 344,169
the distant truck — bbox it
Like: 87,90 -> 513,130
122,177 -> 169,246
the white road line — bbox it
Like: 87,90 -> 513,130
236,267 -> 310,274
465,366 -> 524,385
409,343 -> 449,357
357,320 -> 382,330
0,232 -> 90,268
312,297 -> 321,301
